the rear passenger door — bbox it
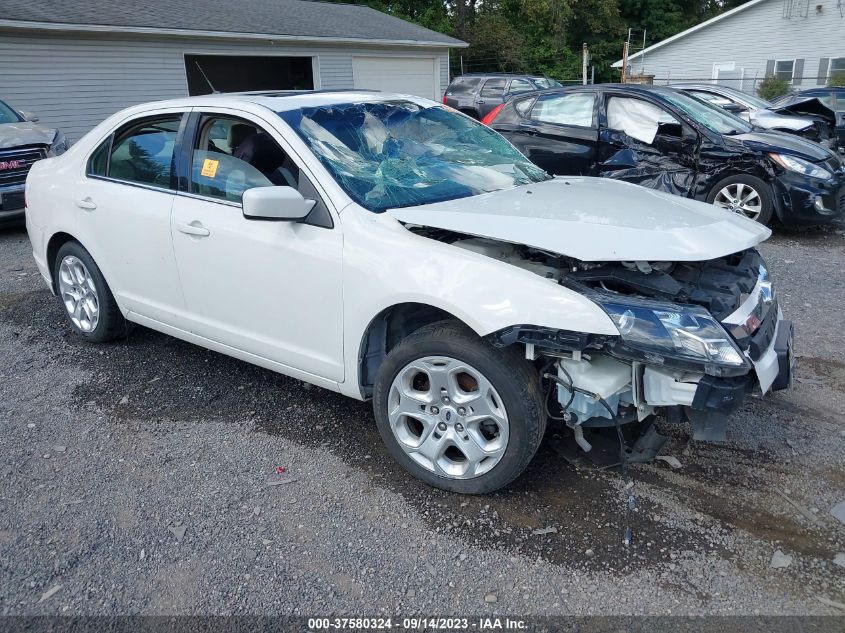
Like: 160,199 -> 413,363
79,111 -> 188,324
477,78 -> 507,118
505,91 -> 599,176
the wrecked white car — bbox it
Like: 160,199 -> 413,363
25,92 -> 793,494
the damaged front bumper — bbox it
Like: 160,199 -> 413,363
500,260 -> 794,444
774,166 -> 845,225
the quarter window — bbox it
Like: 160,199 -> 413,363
190,115 -> 300,204
531,92 -> 596,127
480,78 -> 507,98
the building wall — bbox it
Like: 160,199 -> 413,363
0,30 -> 451,141
627,0 -> 845,93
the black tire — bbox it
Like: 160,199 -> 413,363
372,320 -> 545,494
54,240 -> 127,343
706,174 -> 774,225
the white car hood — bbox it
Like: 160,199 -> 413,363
387,177 -> 770,262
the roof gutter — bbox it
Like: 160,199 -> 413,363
0,19 -> 469,48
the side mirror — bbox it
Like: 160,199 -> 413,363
242,186 -> 316,222
20,110 -> 39,122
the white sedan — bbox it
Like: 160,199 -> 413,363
25,91 -> 793,493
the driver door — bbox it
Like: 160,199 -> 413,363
598,95 -> 699,197
170,110 -> 344,382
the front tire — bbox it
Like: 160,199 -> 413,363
706,174 -> 774,225
54,241 -> 126,343
373,320 -> 545,494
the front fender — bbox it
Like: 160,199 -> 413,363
338,209 -> 617,397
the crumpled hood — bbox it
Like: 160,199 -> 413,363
0,121 -> 56,149
729,130 -> 834,162
388,177 -> 771,262
770,96 -> 837,128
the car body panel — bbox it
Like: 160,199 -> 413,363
387,177 -> 770,262
491,84 -> 845,225
25,92 -> 627,401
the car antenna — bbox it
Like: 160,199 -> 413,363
195,61 -> 219,94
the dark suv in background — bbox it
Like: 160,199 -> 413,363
443,73 -> 562,120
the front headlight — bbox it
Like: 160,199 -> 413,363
769,152 -> 832,180
48,131 -> 68,156
598,298 -> 748,372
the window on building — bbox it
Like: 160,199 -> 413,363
829,57 -> 845,77
775,60 -> 795,82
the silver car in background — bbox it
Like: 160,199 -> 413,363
671,83 -> 835,147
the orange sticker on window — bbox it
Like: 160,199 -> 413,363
200,158 -> 219,178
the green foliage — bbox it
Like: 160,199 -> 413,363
757,77 -> 791,101
321,0 -> 745,83
828,71 -> 845,88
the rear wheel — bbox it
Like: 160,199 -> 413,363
54,241 -> 126,342
373,320 -> 545,494
706,174 -> 774,225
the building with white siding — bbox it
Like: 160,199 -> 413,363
613,0 -> 845,95
0,0 -> 466,141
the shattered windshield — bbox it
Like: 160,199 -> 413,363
278,100 -> 550,212
662,91 -> 753,135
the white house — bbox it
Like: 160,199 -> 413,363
613,0 -> 845,94
0,0 -> 466,141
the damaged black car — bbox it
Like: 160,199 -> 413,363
485,84 -> 845,226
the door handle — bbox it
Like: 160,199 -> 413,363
76,197 -> 97,210
477,99 -> 486,105
177,222 -> 210,237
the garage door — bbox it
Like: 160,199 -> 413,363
352,57 -> 438,100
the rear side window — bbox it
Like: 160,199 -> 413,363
480,78 -> 507,98
531,92 -> 596,127
87,115 -> 182,189
688,90 -> 732,108
447,77 -> 481,95
508,78 -> 534,94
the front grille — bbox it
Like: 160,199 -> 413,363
0,146 -> 47,188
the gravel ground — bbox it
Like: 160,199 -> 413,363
1,223 -> 844,617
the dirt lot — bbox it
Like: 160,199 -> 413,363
1,224 -> 844,617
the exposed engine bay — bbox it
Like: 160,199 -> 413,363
409,226 -> 792,446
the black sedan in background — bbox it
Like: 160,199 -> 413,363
485,84 -> 845,226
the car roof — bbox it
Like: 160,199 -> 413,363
118,90 -> 436,114
453,73 -> 547,80
510,83 -> 680,97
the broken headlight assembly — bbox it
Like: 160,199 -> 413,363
597,297 -> 750,376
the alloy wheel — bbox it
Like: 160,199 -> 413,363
58,255 -> 100,332
387,356 -> 509,479
713,182 -> 763,221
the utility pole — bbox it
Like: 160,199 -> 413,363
620,41 -> 629,83
582,43 -> 588,85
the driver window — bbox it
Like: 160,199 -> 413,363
606,97 -> 681,145
191,115 -> 300,204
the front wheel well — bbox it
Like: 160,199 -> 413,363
46,232 -> 77,291
357,303 -> 462,399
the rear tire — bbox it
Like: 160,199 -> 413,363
706,174 -> 774,225
373,320 -> 545,494
54,241 -> 126,343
